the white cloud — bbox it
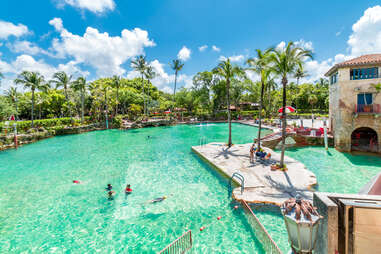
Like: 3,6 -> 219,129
300,5 -> 381,83
348,5 -> 381,56
49,17 -> 155,76
7,41 -> 46,55
57,0 -> 115,14
212,45 -> 220,52
218,54 -> 244,62
126,59 -> 193,93
177,46 -> 191,61
0,20 -> 29,39
198,45 -> 208,52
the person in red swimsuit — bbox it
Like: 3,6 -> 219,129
125,184 -> 132,194
73,180 -> 81,184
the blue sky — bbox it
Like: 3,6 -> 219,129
1,0 -> 381,93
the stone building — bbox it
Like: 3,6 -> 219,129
325,54 -> 381,153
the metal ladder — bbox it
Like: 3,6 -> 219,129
199,137 -> 207,147
229,172 -> 245,195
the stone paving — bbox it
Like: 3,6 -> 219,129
192,142 -> 317,206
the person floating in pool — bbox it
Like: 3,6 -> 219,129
105,184 -> 113,191
125,184 -> 132,194
149,196 -> 167,203
73,180 -> 82,184
107,190 -> 115,200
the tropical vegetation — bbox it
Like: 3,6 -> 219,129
0,41 -> 327,166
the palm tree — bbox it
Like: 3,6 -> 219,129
308,94 -> 318,128
50,71 -> 73,118
170,59 -> 184,102
103,81 -> 112,128
131,55 -> 148,116
213,59 -> 244,148
269,41 -> 312,168
6,86 -> 18,120
144,66 -> 156,115
111,75 -> 121,115
246,48 -> 272,150
294,66 -> 308,85
71,77 -> 87,123
14,71 -> 49,127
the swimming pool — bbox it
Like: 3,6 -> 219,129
1,123 -> 380,253
0,123 -> 277,253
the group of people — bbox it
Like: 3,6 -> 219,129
249,144 -> 271,163
72,180 -> 167,203
105,183 -> 132,200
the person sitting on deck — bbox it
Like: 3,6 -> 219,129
255,149 -> 267,160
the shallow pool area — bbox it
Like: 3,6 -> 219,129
1,123 -> 380,253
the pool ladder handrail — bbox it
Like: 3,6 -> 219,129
199,137 -> 207,147
229,172 -> 245,194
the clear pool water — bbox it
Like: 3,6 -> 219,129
0,123 -> 278,253
1,123 -> 380,253
284,146 -> 381,193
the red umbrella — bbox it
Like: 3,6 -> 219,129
164,110 -> 171,114
278,106 -> 296,114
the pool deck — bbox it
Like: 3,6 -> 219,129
192,143 -> 317,206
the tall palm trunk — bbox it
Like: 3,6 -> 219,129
15,98 -> 18,120
116,87 -> 119,116
105,89 -> 108,129
227,78 -> 232,147
280,76 -> 288,167
257,80 -> 265,149
64,85 -> 73,121
81,89 -> 84,123
173,70 -> 178,108
141,74 -> 146,116
31,89 -> 35,128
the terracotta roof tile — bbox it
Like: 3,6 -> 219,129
325,54 -> 381,76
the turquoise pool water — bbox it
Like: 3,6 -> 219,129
0,123 -> 278,253
284,146 -> 381,193
1,123 -> 380,253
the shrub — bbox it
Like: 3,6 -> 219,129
0,117 -> 92,132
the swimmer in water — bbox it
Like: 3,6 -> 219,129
149,196 -> 167,203
125,184 -> 132,194
105,184 -> 112,191
108,191 -> 115,200
73,180 -> 81,184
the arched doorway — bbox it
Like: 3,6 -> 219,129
351,127 -> 378,152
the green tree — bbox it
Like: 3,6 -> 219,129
170,59 -> 184,102
213,59 -> 244,147
308,94 -> 318,127
6,86 -> 18,120
246,48 -> 272,150
144,66 -> 156,115
131,55 -> 148,116
294,66 -> 308,85
269,41 -> 312,168
14,71 -> 49,127
71,77 -> 87,123
50,71 -> 73,118
111,75 -> 121,115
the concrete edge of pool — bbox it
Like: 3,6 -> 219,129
191,142 -> 317,206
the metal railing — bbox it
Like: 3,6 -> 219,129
229,172 -> 245,194
199,137 -> 207,147
241,201 -> 283,254
355,104 -> 381,114
158,230 -> 192,254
